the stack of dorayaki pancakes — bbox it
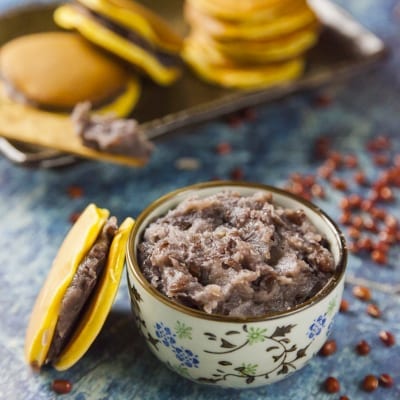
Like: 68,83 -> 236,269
182,0 -> 320,88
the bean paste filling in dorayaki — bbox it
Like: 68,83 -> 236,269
46,217 -> 118,364
72,2 -> 182,68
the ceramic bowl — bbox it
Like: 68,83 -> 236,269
126,181 -> 347,389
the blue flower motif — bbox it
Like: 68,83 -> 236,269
307,313 -> 328,340
155,322 -> 176,347
154,321 -> 200,369
173,346 -> 200,368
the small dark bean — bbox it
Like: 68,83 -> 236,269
379,373 -> 394,388
319,339 -> 337,356
51,379 -> 73,395
366,303 -> 381,318
379,330 -> 396,346
340,299 -> 349,312
352,285 -> 372,301
324,376 -> 340,393
355,340 -> 371,355
362,375 -> 379,392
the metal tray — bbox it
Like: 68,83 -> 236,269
0,0 -> 387,167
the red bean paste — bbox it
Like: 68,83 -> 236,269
138,191 -> 335,317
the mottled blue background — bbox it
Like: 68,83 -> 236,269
0,1 -> 399,399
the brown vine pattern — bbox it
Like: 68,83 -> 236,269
198,324 -> 310,385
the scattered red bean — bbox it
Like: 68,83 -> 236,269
330,176 -> 348,191
230,167 -> 244,180
313,137 -> 332,159
51,379 -> 73,395
373,240 -> 390,253
339,299 -> 349,312
352,285 -> 372,301
366,303 -> 381,318
377,186 -> 394,202
355,339 -> 371,355
351,215 -> 364,229
314,93 -> 333,108
367,135 -> 391,152
358,237 -> 374,252
339,396 -> 350,400
384,214 -> 398,230
370,207 -> 387,220
378,230 -> 396,245
348,241 -> 360,254
371,249 -> 388,264
67,185 -> 83,198
361,199 -> 375,212
362,375 -> 379,392
379,373 -> 394,388
373,154 -> 390,166
317,165 -> 334,179
311,184 -> 325,198
363,217 -> 379,233
216,142 -> 232,155
324,376 -> 340,393
348,227 -> 361,240
340,212 -> 352,225
379,330 -> 396,346
344,154 -> 358,168
319,339 -> 337,356
354,170 -> 368,185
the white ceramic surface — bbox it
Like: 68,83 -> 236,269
126,182 -> 347,389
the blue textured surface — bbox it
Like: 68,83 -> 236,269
1,1 -> 400,399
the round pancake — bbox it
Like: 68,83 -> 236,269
187,0 -> 302,22
0,32 -> 134,110
54,3 -> 182,85
185,0 -> 318,41
188,23 -> 319,65
25,205 -> 110,369
77,0 -> 182,53
183,40 -> 305,88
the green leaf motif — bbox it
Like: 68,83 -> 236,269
247,326 -> 267,345
239,363 -> 258,376
174,364 -> 191,377
175,321 -> 192,340
327,298 -> 337,316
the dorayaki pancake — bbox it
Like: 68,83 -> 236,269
187,0 -> 303,22
187,22 -> 319,65
185,0 -> 318,41
183,40 -> 304,89
76,0 -> 182,53
54,0 -> 183,85
0,32 -> 139,112
25,203 -> 135,370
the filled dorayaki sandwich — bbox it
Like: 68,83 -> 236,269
0,32 -> 140,116
54,0 -> 183,85
25,204 -> 134,371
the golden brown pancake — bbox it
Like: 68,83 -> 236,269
187,0 -> 304,22
0,32 -> 137,111
189,23 -> 320,64
183,38 -> 304,89
54,0 -> 183,85
185,0 -> 317,41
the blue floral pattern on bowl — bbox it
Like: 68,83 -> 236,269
155,321 -> 200,369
